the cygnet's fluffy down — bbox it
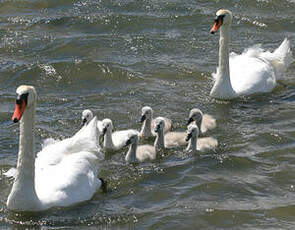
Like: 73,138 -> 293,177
124,118 -> 168,163
187,108 -> 217,135
154,117 -> 218,151
124,131 -> 157,163
186,125 -> 218,153
101,118 -> 137,151
152,116 -> 187,148
164,131 -> 187,148
139,106 -> 172,138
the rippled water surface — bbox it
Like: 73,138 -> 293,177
1,0 -> 295,229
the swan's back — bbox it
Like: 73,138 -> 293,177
229,51 -> 276,95
36,151 -> 101,208
229,39 -> 293,96
34,117 -> 102,208
36,117 -> 102,168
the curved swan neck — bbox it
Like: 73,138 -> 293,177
195,119 -> 202,132
140,118 -> 152,137
154,129 -> 164,150
17,104 -> 35,174
7,103 -> 42,211
210,24 -> 236,99
125,141 -> 137,163
186,134 -> 197,153
219,26 -> 231,78
103,130 -> 114,149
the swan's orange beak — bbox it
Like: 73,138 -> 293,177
12,100 -> 26,123
210,18 -> 223,34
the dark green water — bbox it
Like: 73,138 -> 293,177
1,0 -> 295,229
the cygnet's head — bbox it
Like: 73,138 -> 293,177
81,109 -> 94,126
210,9 -> 233,34
140,106 -> 153,122
187,108 -> 203,126
12,85 -> 38,123
124,131 -> 139,147
186,124 -> 200,142
101,118 -> 114,135
154,117 -> 165,133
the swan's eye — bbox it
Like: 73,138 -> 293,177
216,14 -> 225,23
16,93 -> 28,105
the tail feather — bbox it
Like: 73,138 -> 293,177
271,38 -> 294,80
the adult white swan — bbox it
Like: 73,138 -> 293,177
210,9 -> 293,100
7,85 -> 105,212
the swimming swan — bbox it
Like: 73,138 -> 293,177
81,109 -> 104,136
155,117 -> 218,151
210,9 -> 293,100
124,120 -> 165,163
124,131 -> 157,163
153,117 -> 185,148
101,118 -> 137,151
7,85 -> 105,212
139,106 -> 172,138
187,108 -> 217,135
186,125 -> 218,153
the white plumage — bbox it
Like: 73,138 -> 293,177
210,9 -> 293,100
7,85 -> 104,212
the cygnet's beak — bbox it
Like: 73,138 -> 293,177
81,118 -> 87,127
154,124 -> 160,133
185,132 -> 192,142
99,134 -> 104,144
102,127 -> 107,135
140,114 -> 146,123
187,117 -> 194,126
124,139 -> 132,147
